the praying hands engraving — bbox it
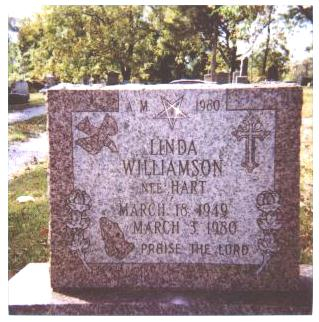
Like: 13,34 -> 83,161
99,215 -> 135,260
75,114 -> 118,154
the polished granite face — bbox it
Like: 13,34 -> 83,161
48,83 -> 302,290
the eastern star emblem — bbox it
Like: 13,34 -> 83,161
154,96 -> 188,129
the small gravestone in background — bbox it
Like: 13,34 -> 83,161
216,72 -> 231,84
82,75 -> 91,85
236,76 -> 249,83
11,80 -> 29,96
107,71 -> 120,85
240,57 -> 249,76
47,82 -> 302,293
9,80 -> 29,104
236,57 -> 249,83
232,70 -> 240,83
267,65 -> 279,81
204,73 -> 212,82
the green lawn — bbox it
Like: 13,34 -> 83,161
9,92 -> 46,111
299,87 -> 313,264
8,162 -> 49,277
302,87 -> 312,118
9,115 -> 47,143
8,87 -> 313,277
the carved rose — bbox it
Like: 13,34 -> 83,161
256,190 -> 280,213
257,212 -> 282,231
67,189 -> 92,212
258,234 -> 280,255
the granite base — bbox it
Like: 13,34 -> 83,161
9,263 -> 312,315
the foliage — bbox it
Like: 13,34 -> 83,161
8,17 -> 23,83
9,114 -> 47,143
249,36 -> 290,81
17,6 -> 265,82
8,41 -> 22,83
16,5 -> 311,83
286,57 -> 313,83
18,6 -> 155,82
283,5 -> 313,25
146,6 -> 206,82
246,6 -> 292,80
9,162 -> 49,276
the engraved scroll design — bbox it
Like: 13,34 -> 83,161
66,189 -> 92,272
232,113 -> 270,173
75,114 -> 118,154
256,190 -> 282,275
99,214 -> 135,260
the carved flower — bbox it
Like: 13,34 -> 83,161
67,214 -> 90,230
69,231 -> 90,252
67,189 -> 91,212
256,190 -> 280,213
257,212 -> 282,231
258,234 -> 280,254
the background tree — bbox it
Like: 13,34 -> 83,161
18,6 -> 155,82
8,17 -> 23,84
146,6 -> 206,82
16,5 -> 312,84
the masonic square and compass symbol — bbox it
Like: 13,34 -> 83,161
154,95 -> 188,130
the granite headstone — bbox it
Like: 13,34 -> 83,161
240,57 -> 249,77
11,80 -> 29,96
232,71 -> 240,83
48,83 -> 302,291
216,72 -> 230,84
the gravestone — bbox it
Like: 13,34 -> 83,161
107,71 -> 120,85
47,83 -> 302,292
9,80 -> 30,104
82,75 -> 91,85
232,71 -> 240,83
204,73 -> 212,82
11,80 -> 29,96
267,65 -> 279,81
236,76 -> 249,84
216,72 -> 230,84
240,57 -> 249,77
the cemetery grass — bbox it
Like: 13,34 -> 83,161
300,86 -> 313,264
8,162 -> 49,278
302,87 -> 312,118
8,92 -> 45,111
8,88 -> 313,276
8,115 -> 47,143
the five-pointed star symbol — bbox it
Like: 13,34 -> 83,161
154,96 -> 188,129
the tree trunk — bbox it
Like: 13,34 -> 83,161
230,46 -> 238,73
261,7 -> 273,76
210,6 -> 221,82
211,13 -> 218,82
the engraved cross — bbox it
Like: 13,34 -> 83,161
232,113 -> 270,173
